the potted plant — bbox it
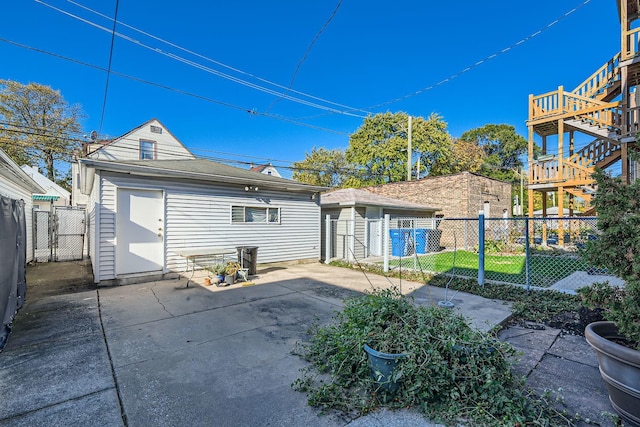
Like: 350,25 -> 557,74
224,262 -> 241,285
581,169 -> 640,427
208,263 -> 226,285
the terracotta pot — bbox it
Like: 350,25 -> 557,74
585,321 -> 640,427
204,277 -> 212,286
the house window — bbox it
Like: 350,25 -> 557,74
231,206 -> 280,224
150,125 -> 163,134
140,140 -> 156,160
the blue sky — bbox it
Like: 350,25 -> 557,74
1,0 -> 620,177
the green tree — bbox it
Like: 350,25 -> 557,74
459,124 -> 528,181
430,138 -> 485,175
0,80 -> 84,181
292,147 -> 353,187
345,112 -> 451,186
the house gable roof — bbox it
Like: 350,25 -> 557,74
79,158 -> 326,193
87,118 -> 194,158
321,188 -> 440,211
250,164 -> 268,173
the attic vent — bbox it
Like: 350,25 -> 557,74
150,125 -> 163,134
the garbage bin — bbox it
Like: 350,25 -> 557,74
236,246 -> 259,275
414,229 -> 427,254
390,229 -> 413,256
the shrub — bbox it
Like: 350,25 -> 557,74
293,289 -> 574,425
583,169 -> 640,348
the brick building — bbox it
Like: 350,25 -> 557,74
363,171 -> 512,218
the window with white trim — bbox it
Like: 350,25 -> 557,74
140,139 -> 156,160
231,206 -> 280,223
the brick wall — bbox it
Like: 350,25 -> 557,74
363,172 -> 512,218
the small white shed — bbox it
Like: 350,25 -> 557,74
78,158 -> 325,285
321,188 -> 440,262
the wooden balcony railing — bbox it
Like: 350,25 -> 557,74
530,156 -> 594,186
529,87 -> 621,130
572,53 -> 621,100
531,137 -> 622,186
571,102 -> 622,132
623,27 -> 640,60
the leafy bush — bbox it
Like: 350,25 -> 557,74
293,289 -> 574,425
583,169 -> 640,348
329,260 -> 583,325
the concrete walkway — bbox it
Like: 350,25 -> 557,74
0,262 -> 613,426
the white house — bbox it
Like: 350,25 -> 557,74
250,163 -> 282,178
21,165 -> 71,211
72,119 -> 194,207
321,188 -> 440,262
77,157 -> 325,285
0,149 -> 45,263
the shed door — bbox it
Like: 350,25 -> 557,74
366,207 -> 382,257
116,188 -> 164,275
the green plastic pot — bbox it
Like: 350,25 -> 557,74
363,343 -> 406,392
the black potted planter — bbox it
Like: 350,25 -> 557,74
363,344 -> 406,392
585,321 -> 640,427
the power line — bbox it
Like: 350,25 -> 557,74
0,126 -> 331,173
98,0 -> 119,134
65,0 -> 370,117
0,118 -> 336,170
36,0 -> 368,118
0,37 -> 350,136
266,0 -> 343,113
363,0 -> 593,111
298,0 -> 594,121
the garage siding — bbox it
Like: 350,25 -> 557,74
99,175 -> 117,280
95,172 -> 320,280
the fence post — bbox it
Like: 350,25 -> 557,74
525,216 -> 530,291
325,214 -> 331,264
478,210 -> 485,286
49,209 -> 54,262
383,214 -> 390,272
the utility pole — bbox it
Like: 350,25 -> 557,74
407,115 -> 412,181
520,167 -> 524,216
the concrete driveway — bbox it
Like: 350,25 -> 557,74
0,262 -> 513,426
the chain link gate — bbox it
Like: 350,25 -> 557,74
33,206 -> 86,262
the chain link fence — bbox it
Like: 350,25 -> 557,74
324,214 -> 620,292
33,207 -> 86,262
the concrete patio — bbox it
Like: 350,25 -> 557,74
0,261 -> 613,426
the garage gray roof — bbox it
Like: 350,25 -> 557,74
321,188 -> 440,211
79,158 -> 326,193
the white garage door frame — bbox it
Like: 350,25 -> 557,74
116,187 -> 166,276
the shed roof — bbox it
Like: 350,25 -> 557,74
321,188 -> 440,211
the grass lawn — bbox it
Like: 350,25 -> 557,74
389,250 -> 590,287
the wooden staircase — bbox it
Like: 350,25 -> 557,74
527,51 -> 628,198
